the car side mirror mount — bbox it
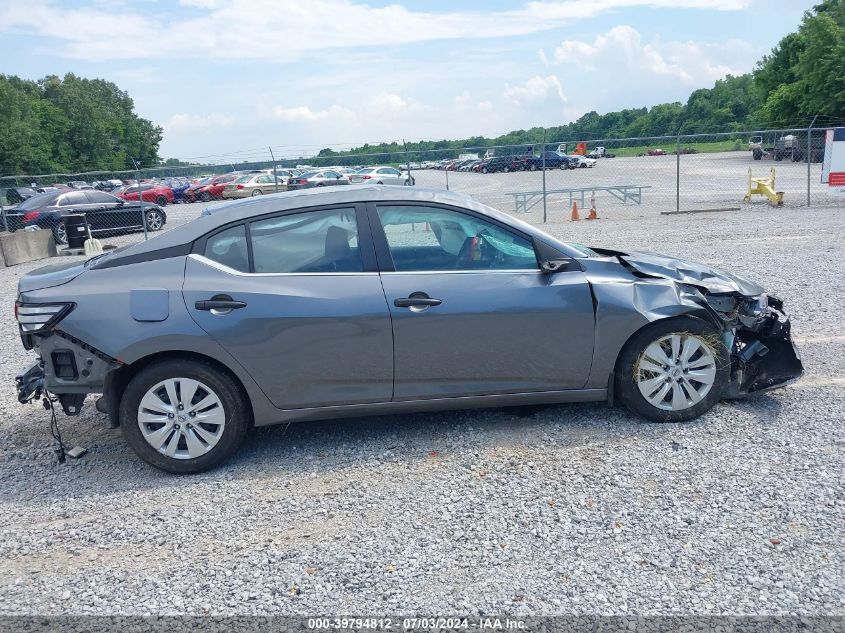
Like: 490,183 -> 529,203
534,238 -> 574,274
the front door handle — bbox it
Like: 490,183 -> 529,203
394,292 -> 442,309
195,294 -> 246,312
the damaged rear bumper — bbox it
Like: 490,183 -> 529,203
723,296 -> 804,398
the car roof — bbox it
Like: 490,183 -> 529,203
96,185 -> 582,267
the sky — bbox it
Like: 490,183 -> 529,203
0,0 -> 818,162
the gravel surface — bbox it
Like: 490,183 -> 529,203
0,198 -> 842,617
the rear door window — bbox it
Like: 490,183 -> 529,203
204,225 -> 250,272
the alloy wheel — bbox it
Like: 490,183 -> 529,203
146,211 -> 163,231
54,223 -> 67,244
137,378 -> 226,460
635,333 -> 717,411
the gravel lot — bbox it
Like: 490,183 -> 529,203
0,186 -> 842,616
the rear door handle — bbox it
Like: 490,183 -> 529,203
394,292 -> 442,309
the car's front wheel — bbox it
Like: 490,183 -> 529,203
120,359 -> 250,473
616,316 -> 729,423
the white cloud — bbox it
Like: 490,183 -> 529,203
165,112 -> 234,132
0,0 -> 751,61
270,105 -> 354,122
369,93 -> 409,112
541,25 -> 747,84
504,75 -> 567,104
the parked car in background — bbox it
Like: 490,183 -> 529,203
14,186 -> 802,473
5,187 -> 37,204
194,174 -> 242,202
5,189 -> 165,243
519,152 -> 576,171
159,178 -> 192,202
67,181 -> 93,190
93,179 -> 124,192
222,173 -> 284,199
567,155 -> 598,168
182,177 -> 213,204
348,166 -> 414,186
474,156 -> 520,173
118,183 -> 175,207
287,170 -> 350,190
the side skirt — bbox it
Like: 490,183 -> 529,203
255,388 -> 607,426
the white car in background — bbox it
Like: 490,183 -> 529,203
348,166 -> 415,186
568,155 -> 597,168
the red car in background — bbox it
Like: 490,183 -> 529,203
186,174 -> 240,202
118,183 -> 175,206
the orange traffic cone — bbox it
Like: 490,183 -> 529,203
570,201 -> 580,221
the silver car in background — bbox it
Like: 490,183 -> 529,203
287,170 -> 350,190
348,166 -> 414,186
14,186 -> 802,474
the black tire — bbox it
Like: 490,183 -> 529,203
529,164 -> 537,171
155,195 -> 167,207
251,189 -> 263,197
199,192 -> 211,202
120,359 -> 250,474
615,316 -> 729,423
503,166 -> 510,173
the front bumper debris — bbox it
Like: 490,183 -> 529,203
723,296 -> 804,398
16,361 -> 44,404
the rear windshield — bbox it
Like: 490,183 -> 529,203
15,192 -> 59,210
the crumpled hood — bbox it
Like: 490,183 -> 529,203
18,260 -> 87,293
610,249 -> 765,296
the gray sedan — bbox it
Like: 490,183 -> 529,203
15,186 -> 802,473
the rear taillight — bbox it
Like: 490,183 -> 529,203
15,302 -> 74,334
237,184 -> 244,189
361,175 -> 372,180
22,211 -> 41,223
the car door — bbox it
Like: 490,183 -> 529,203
84,190 -> 128,232
368,202 -> 596,400
377,168 -> 400,185
183,204 -> 394,410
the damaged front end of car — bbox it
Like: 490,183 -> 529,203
703,292 -> 803,398
610,250 -> 804,399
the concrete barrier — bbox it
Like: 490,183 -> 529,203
0,229 -> 57,266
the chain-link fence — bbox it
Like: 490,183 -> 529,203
0,124 -> 842,249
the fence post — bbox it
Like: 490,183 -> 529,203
0,192 -> 6,233
675,133 -> 681,213
403,139 -> 412,185
541,128 -> 547,223
133,158 -> 148,241
269,146 -> 279,193
807,115 -> 818,207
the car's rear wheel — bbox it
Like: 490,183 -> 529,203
616,316 -> 729,423
120,359 -> 250,474
155,195 -> 168,206
199,192 -> 211,202
503,166 -> 510,173
251,189 -> 263,197
52,222 -> 67,245
145,209 -> 164,231
529,164 -> 537,171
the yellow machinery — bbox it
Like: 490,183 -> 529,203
744,167 -> 784,207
